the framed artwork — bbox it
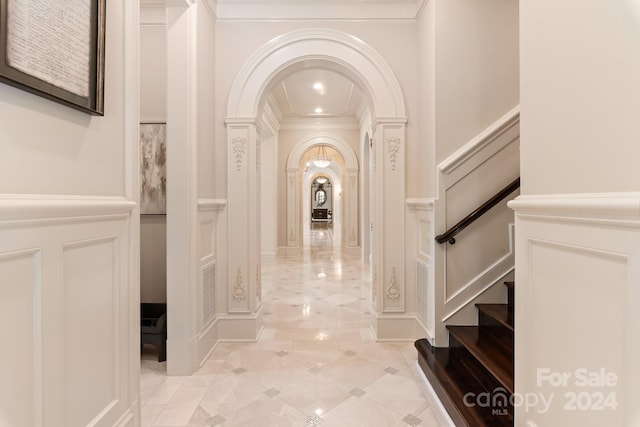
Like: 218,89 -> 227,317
140,123 -> 167,215
0,0 -> 106,115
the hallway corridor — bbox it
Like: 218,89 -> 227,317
140,225 -> 450,426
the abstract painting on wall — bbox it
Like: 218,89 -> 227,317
141,123 -> 167,214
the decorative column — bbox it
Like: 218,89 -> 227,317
372,119 -> 407,315
345,168 -> 359,256
225,119 -> 261,316
285,168 -> 300,256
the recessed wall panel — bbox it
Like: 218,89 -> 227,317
63,238 -> 117,426
0,250 -> 40,427
445,197 -> 515,300
200,220 -> 214,259
526,240 -> 626,425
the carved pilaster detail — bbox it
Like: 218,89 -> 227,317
232,268 -> 247,301
385,267 -> 401,300
232,137 -> 247,172
385,137 -> 401,171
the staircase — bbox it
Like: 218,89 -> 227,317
415,281 -> 514,426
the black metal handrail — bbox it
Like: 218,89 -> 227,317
435,177 -> 520,245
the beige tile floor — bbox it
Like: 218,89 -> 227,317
140,223 -> 453,427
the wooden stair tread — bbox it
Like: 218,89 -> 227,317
447,326 -> 514,394
415,339 -> 513,427
477,303 -> 514,332
503,281 -> 514,289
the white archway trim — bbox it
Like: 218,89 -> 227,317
226,28 -> 406,119
284,133 -> 359,256
287,133 -> 359,171
225,27 -> 410,342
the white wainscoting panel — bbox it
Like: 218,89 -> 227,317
197,199 -> 226,366
0,196 -> 135,427
62,237 -> 119,427
510,193 -> 640,426
0,249 -> 41,427
407,199 -> 435,343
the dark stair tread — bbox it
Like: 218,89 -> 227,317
447,326 -> 514,394
503,281 -> 514,289
415,339 -> 513,427
477,303 -> 514,332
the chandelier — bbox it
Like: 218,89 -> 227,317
312,145 -> 331,168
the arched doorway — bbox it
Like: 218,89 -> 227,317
285,134 -> 359,257
225,28 -> 407,338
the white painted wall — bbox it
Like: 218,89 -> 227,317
417,0 -> 519,166
416,0 -> 437,198
197,5 -> 217,200
140,13 -> 167,123
260,135 -> 277,259
140,216 -> 167,303
514,1 -> 640,425
520,0 -> 640,195
0,1 -> 140,426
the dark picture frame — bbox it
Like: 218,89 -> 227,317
0,0 -> 106,115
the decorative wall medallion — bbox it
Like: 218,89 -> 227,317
385,267 -> 401,300
232,268 -> 247,301
232,137 -> 247,171
385,137 -> 401,171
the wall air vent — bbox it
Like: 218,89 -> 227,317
202,262 -> 216,326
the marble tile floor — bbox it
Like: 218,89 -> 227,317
141,224 -> 453,427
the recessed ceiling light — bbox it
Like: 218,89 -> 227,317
313,82 -> 324,91
314,107 -> 323,114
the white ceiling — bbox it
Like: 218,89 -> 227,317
270,69 -> 366,121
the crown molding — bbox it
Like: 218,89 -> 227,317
215,0 -> 422,20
